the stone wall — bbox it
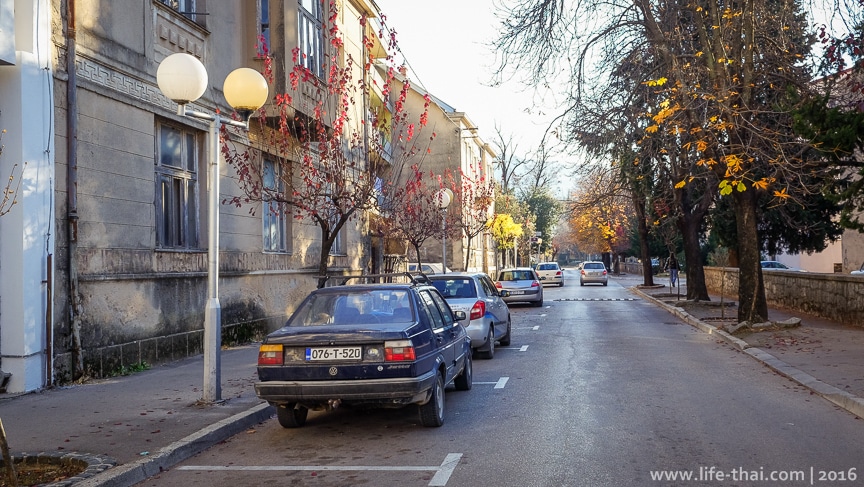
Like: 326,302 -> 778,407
703,267 -> 864,326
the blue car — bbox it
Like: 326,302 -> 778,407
255,279 -> 472,428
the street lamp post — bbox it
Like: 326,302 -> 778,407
156,53 -> 268,403
437,188 -> 453,274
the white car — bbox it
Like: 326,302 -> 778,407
852,263 -> 864,275
408,263 -> 452,275
760,260 -> 807,272
534,262 -> 564,287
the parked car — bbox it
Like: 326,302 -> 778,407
495,267 -> 544,307
534,262 -> 565,287
428,272 -> 512,359
760,260 -> 807,272
254,278 -> 472,428
408,263 -> 452,274
852,263 -> 864,275
580,261 -> 608,286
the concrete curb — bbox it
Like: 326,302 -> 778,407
75,402 -> 274,487
631,287 -> 864,420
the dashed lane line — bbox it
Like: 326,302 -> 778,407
474,377 -> 510,388
178,453 -> 464,487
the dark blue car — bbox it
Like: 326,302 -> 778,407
255,280 -> 472,428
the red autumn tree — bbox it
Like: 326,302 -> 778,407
383,166 -> 457,270
452,163 -> 496,271
223,2 -> 432,288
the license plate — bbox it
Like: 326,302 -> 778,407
306,347 -> 362,361
509,290 -> 525,295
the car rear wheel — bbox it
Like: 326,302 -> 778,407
480,328 -> 495,359
533,299 -> 544,307
499,318 -> 511,346
454,352 -> 473,390
419,373 -> 445,427
276,403 -> 308,428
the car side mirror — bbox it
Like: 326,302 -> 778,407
453,310 -> 467,321
499,290 -> 511,298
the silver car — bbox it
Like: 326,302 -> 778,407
495,268 -> 544,307
580,261 -> 608,286
428,273 -> 512,359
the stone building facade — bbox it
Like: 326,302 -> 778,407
0,0 -> 405,393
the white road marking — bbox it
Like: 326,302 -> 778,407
532,325 -> 540,330
494,377 -> 509,389
429,453 -> 462,486
178,453 -> 464,487
520,345 -> 529,351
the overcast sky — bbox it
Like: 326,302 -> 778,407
373,1 -> 561,163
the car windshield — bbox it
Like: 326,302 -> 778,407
430,279 -> 476,299
499,270 -> 534,281
287,289 -> 413,326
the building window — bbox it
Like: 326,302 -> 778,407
156,121 -> 200,250
257,0 -> 270,57
158,0 -> 199,22
263,158 -> 289,252
330,223 -> 344,255
298,0 -> 324,78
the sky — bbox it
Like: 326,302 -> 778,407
373,0 -> 564,192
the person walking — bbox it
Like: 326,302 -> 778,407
666,252 -> 679,287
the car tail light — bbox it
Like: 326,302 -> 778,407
495,281 -> 502,289
470,300 -> 486,320
556,271 -> 563,277
580,269 -> 586,276
258,344 -> 284,366
602,269 -> 608,275
384,340 -> 416,361
531,280 -> 540,287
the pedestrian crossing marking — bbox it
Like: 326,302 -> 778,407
556,298 -> 639,301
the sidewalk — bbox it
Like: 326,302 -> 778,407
1,276 -> 863,486
0,344 -> 273,487
623,273 -> 864,420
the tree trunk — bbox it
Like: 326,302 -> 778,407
633,193 -> 655,286
732,189 -> 768,322
678,212 -> 710,301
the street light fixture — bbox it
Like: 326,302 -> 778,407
156,53 -> 268,403
437,188 -> 453,274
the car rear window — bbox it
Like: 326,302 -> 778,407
538,264 -> 558,270
499,270 -> 534,281
288,289 -> 413,326
430,279 -> 477,299
583,263 -> 605,270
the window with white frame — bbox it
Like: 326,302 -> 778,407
297,0 -> 324,78
262,158 -> 290,252
158,0 -> 199,23
156,121 -> 200,250
330,220 -> 344,255
257,0 -> 270,57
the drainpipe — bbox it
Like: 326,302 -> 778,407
65,0 -> 83,381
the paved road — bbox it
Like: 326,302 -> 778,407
137,275 -> 864,486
